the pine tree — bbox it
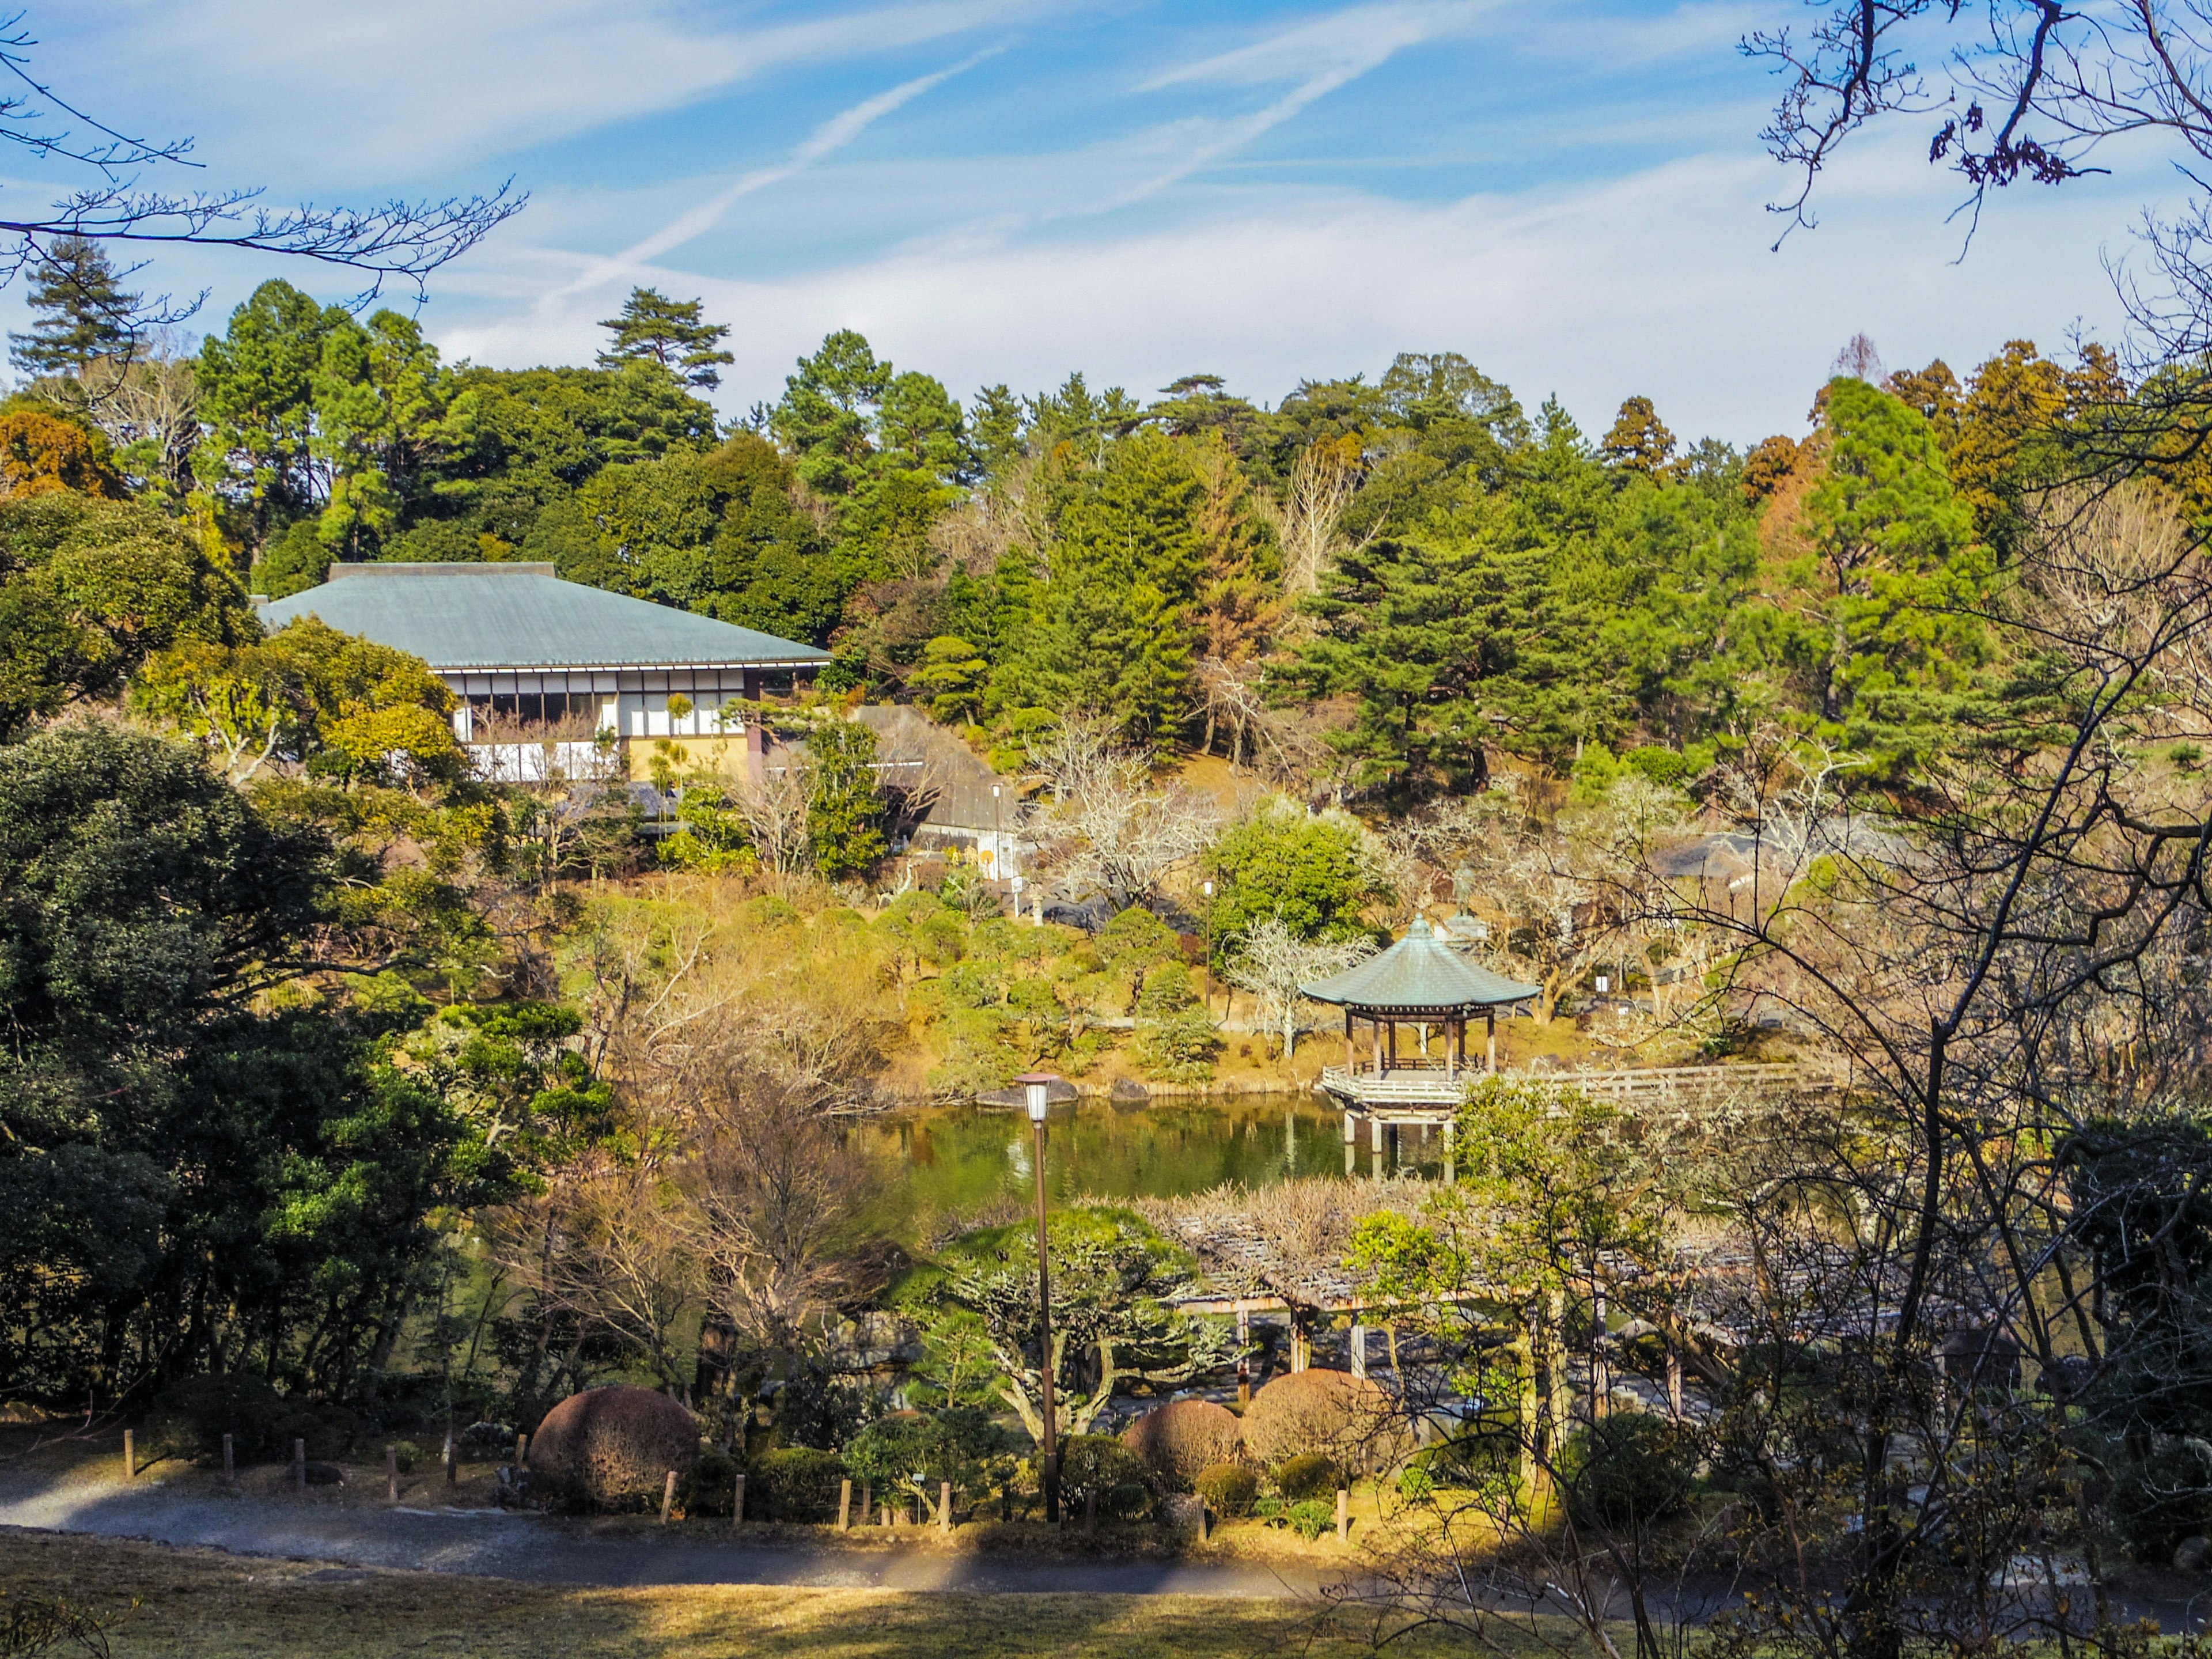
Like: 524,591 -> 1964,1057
595,287 -> 734,389
8,236 -> 140,377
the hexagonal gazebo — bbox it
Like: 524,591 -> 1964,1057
1303,916 -> 1540,1115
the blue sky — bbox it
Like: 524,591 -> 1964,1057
12,1 -> 2175,442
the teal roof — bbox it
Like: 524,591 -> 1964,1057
258,564 -> 830,672
1301,917 -> 1541,1012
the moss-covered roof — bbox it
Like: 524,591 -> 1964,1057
259,563 -> 829,672
1301,917 -> 1541,1012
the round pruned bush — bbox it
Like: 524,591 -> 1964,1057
1273,1451 -> 1341,1502
1287,1497 -> 1335,1541
747,1447 -> 846,1522
1120,1399 -> 1243,1491
1195,1461 -> 1259,1518
527,1385 -> 699,1513
1241,1369 -> 1401,1471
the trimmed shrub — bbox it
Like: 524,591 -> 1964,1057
679,1448 -> 741,1518
1396,1464 -> 1434,1503
748,1447 -> 846,1522
273,1403 -> 358,1463
1241,1369 -> 1399,1470
1273,1451 -> 1340,1502
1558,1416 -> 1695,1529
144,1373 -> 286,1464
1195,1462 -> 1259,1518
1059,1434 -> 1152,1520
527,1385 -> 699,1512
1120,1400 -> 1243,1491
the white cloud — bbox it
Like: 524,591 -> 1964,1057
435,134 -> 2141,442
81,0 -> 1038,179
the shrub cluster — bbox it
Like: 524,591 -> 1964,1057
1241,1369 -> 1396,1469
1119,1399 -> 1243,1491
747,1447 -> 846,1522
1195,1461 -> 1259,1517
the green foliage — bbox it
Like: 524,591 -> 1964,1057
803,717 -> 887,879
1195,1461 -> 1259,1516
0,725 -> 512,1403
841,1407 -> 1011,1509
0,492 -> 257,741
1204,796 -> 1381,956
1273,1451 -> 1342,1501
596,287 -> 733,391
145,1372 -> 288,1464
1058,1433 -> 1152,1518
9,236 -> 138,377
1286,1497 -> 1334,1540
745,1446 -> 847,1522
1558,1415 -> 1695,1528
911,635 -> 989,724
1135,964 -> 1217,1083
678,1447 -> 743,1518
902,1207 -> 1232,1446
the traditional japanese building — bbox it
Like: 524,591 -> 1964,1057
1304,916 -> 1540,1113
257,562 -> 830,779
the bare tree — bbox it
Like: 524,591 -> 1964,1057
1223,919 -> 1375,1058
731,763 -> 812,876
0,25 -> 521,323
1276,440 -> 1362,597
1028,715 -> 1221,911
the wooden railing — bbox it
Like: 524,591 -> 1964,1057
1319,1061 -> 1821,1111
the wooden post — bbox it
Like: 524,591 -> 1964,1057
1336,1487 -> 1350,1543
1200,1502 -> 1213,1541
122,1429 -> 134,1482
1343,1007 -> 1354,1070
387,1443 -> 399,1502
1447,1014 -> 1459,1082
1442,1118 -> 1456,1185
660,1469 -> 677,1523
1372,1015 -> 1382,1080
1350,1323 -> 1367,1380
732,1471 -> 746,1525
515,1432 -> 528,1467
1486,1010 -> 1497,1073
294,1438 -> 308,1492
839,1478 -> 853,1531
1237,1304 -> 1252,1404
222,1433 -> 234,1482
939,1480 -> 952,1531
861,1483 -> 872,1526
1666,1349 -> 1683,1416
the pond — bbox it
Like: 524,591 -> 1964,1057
851,1093 -> 1452,1237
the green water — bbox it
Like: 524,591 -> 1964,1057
851,1094 -> 1449,1234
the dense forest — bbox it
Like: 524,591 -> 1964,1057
17,228 -> 2212,1650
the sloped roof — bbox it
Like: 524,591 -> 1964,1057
1301,916 -> 1541,1012
258,563 -> 830,672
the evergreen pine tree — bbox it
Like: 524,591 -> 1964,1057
595,287 -> 734,389
8,236 -> 139,377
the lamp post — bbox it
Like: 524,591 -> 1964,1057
1017,1071 -> 1062,1524
991,783 -> 1003,893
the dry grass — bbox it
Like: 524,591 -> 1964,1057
0,1530 -> 1489,1658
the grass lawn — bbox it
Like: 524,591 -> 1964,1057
0,1531 -> 1493,1658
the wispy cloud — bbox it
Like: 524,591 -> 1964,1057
87,0 -> 1035,178
542,48 -> 1007,307
1094,0 -> 1503,210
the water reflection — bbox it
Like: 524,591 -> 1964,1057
853,1093 -> 1448,1236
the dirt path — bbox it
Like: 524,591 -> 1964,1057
0,1452 -> 1339,1599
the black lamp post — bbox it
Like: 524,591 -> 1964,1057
1017,1071 -> 1062,1523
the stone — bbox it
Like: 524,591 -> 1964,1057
304,1461 -> 344,1486
1109,1077 -> 1151,1103
2175,1535 -> 2211,1573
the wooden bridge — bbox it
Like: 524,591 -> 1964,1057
1318,1060 -> 1821,1116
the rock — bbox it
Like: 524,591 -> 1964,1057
303,1461 -> 344,1486
1109,1077 -> 1151,1103
1161,1494 -> 1205,1532
2176,1535 -> 2211,1573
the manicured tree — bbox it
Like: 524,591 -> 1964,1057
596,287 -> 734,389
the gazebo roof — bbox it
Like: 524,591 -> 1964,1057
1301,916 -> 1541,1013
